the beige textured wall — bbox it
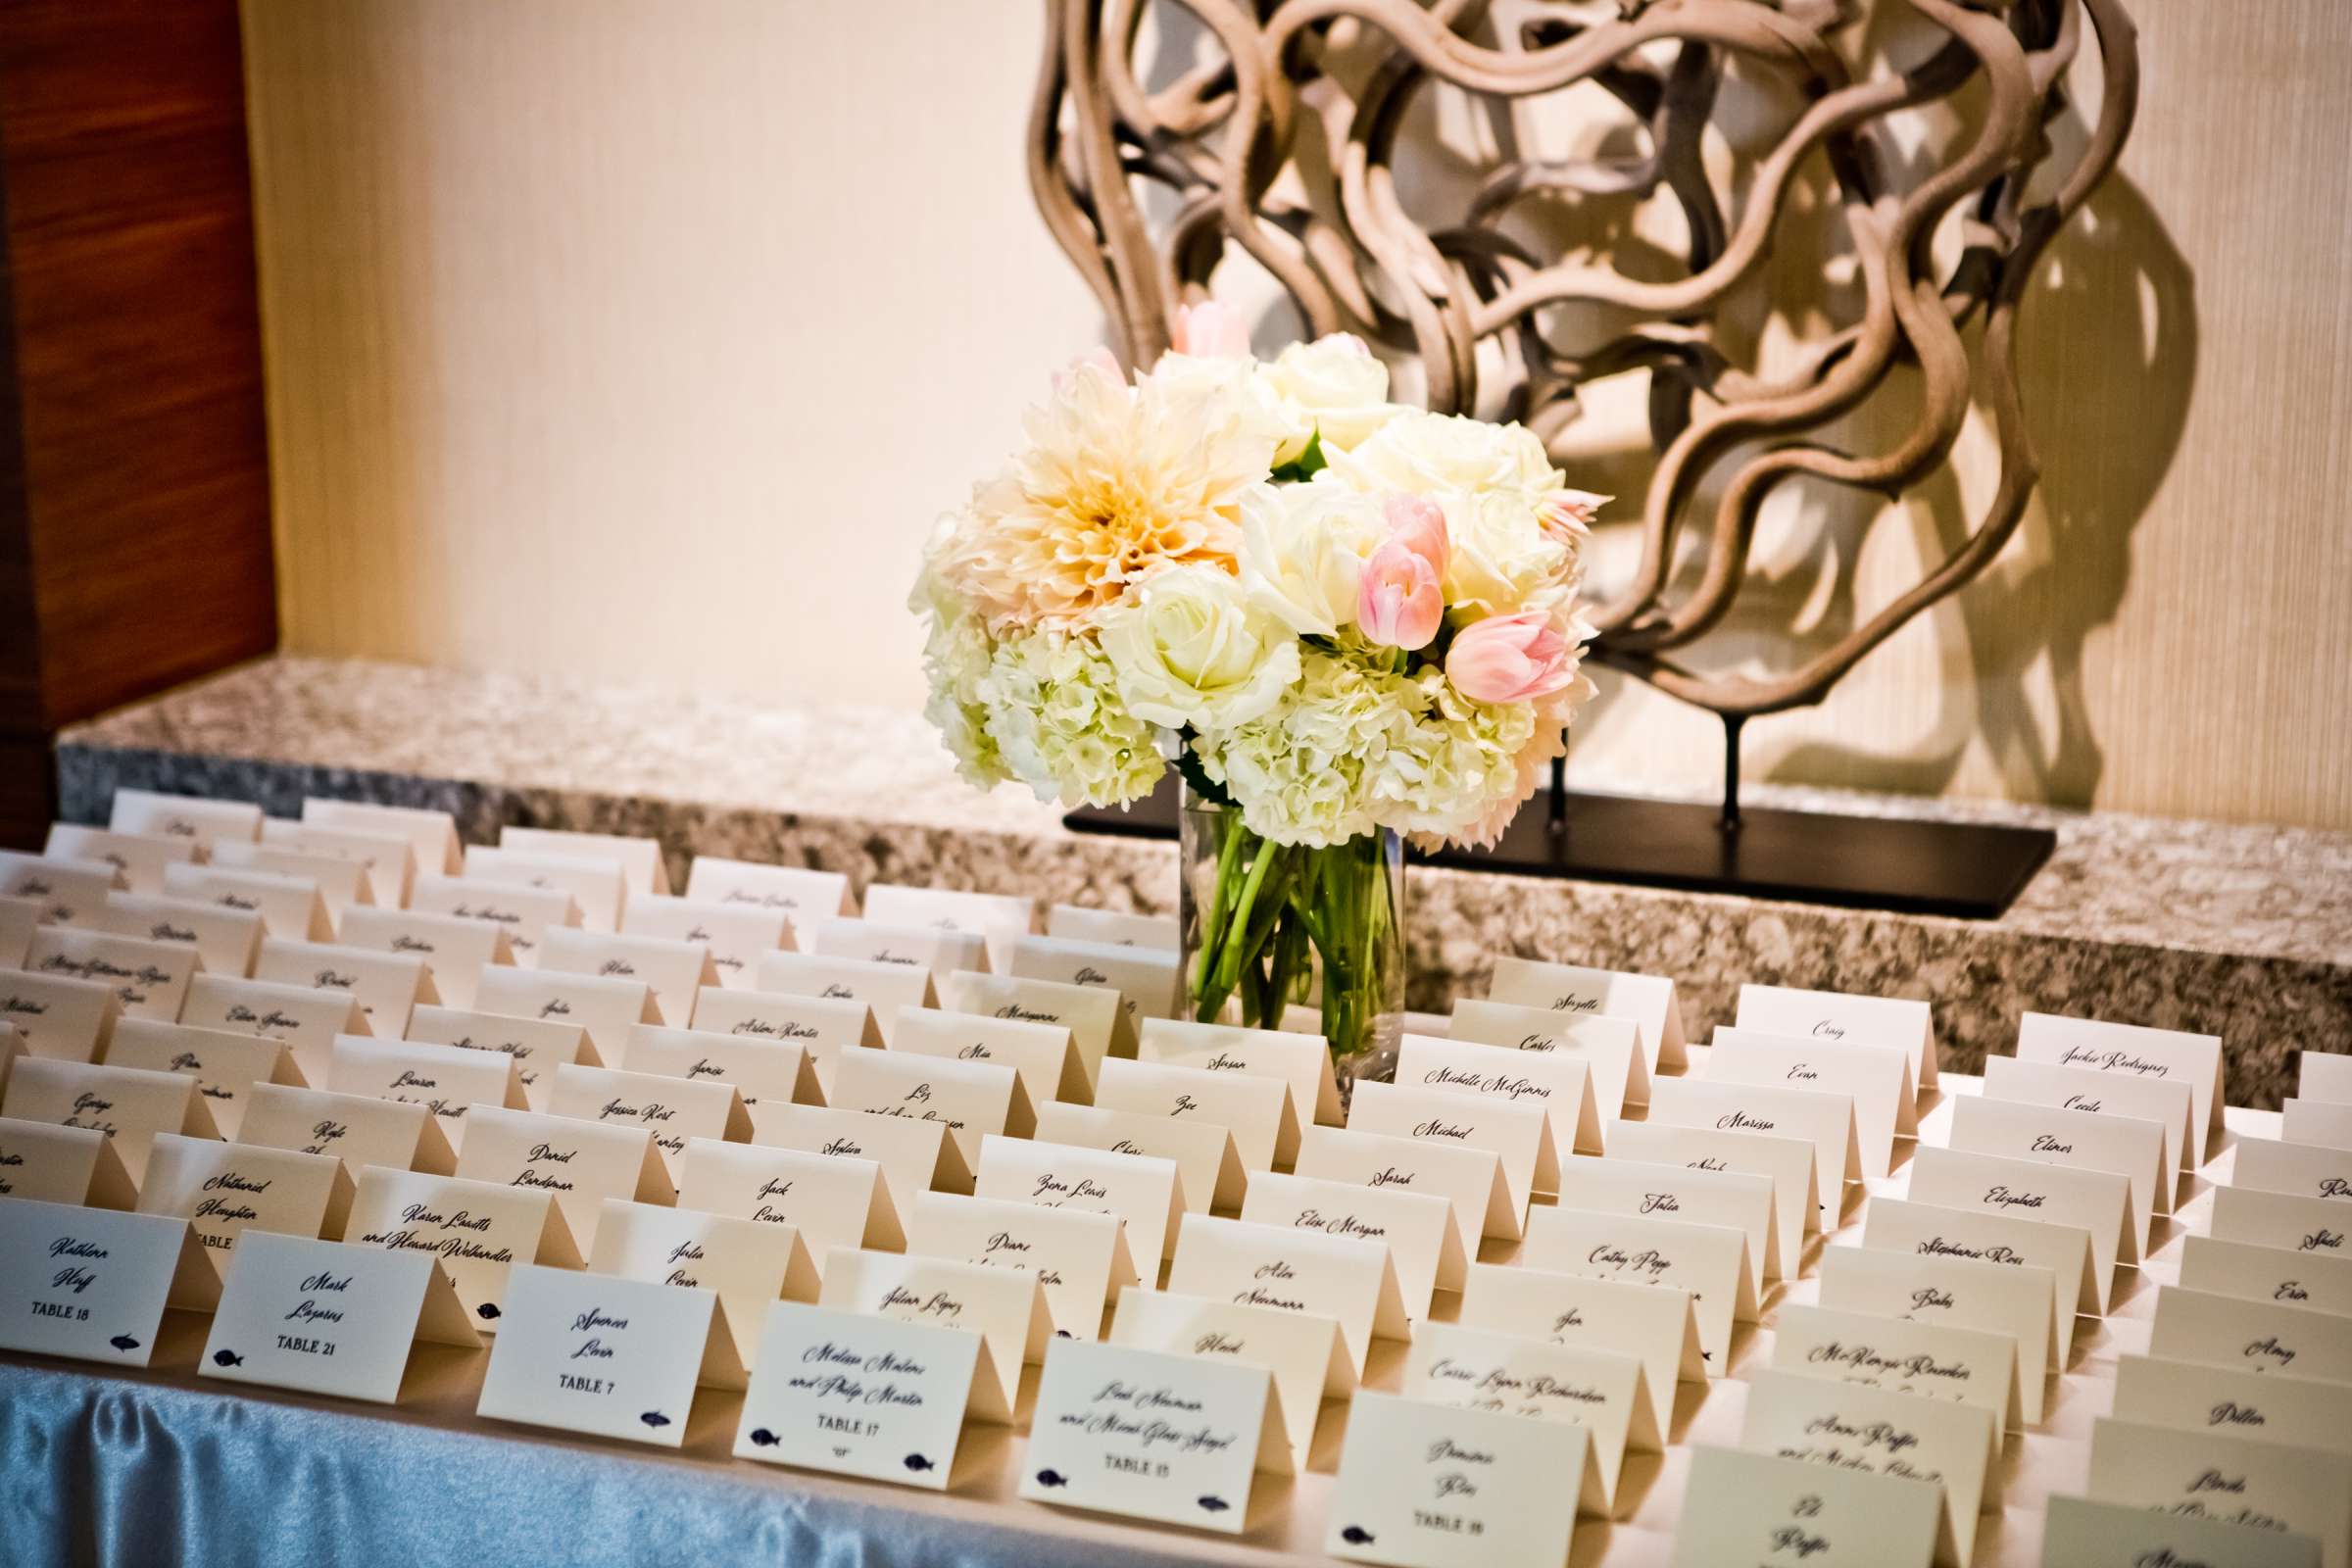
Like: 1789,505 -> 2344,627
241,0 -> 2352,831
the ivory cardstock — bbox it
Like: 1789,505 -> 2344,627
830,1047 -> 1027,1171
589,1199 -> 819,1368
498,828 -> 668,898
236,1084 -> 455,1181
1740,1368 -> 1993,1567
1348,1079 -> 1556,1217
2179,1233 -> 2352,1316
253,939 -> 436,1037
463,847 -> 625,932
939,970 -> 1119,1095
3,1057 -> 208,1184
1645,1075 -> 1858,1222
1021,1337 -> 1286,1531
1947,1092 -> 2167,1250
1860,1196 -> 2093,1364
199,1229 -> 477,1403
266,819 -> 416,908
2234,1136 -> 2352,1205
0,851 -> 124,925
686,986 -> 881,1096
22,928 -> 198,1022
328,1035 -> 526,1147
180,974 -> 367,1086
1325,1388 -> 1584,1567
1295,1122 -> 1515,1249
0,1195 -> 195,1367
135,1133 -> 346,1306
2016,1011 -> 2224,1169
538,927 -> 718,1029
1166,1211 -> 1409,1374
1397,1033 -> 1601,1164
1980,1054 -> 2194,1201
455,1104 -> 671,1252
2209,1184 -> 2350,1259
1905,1144 -> 2134,1309
1603,1117 -> 1816,1289
1772,1301 -> 2022,1434
1737,982 -> 1937,1093
621,1024 -> 811,1121
682,859 -> 852,927
677,1139 -> 900,1256
2300,1051 -> 2352,1105
753,953 -> 933,1044
1139,1016 -> 1341,1128
2148,1284 -> 2352,1383
808,917 -> 985,979
98,892 -> 262,980
2113,1351 -> 2352,1459
2282,1098 -> 2352,1151
1708,1027 -> 1915,1181
1009,933 -> 1180,1029
816,1247 -> 1050,1419
1449,998 -> 1646,1121
893,1005 -> 1083,1109
1521,1204 -> 1754,1373
2040,1494 -> 2323,1568
2085,1417 -> 2350,1568
1241,1168 -> 1464,1317
333,906 -> 511,1011
162,863 -> 331,944
298,800 -> 457,880
210,841 -> 372,920
1045,905 -> 1177,950
476,1263 -> 740,1445
0,898 -> 35,969
103,1018 -> 291,1140
753,1101 -> 968,1206
1555,1152 -> 1779,1293
1666,1446 -> 1941,1568
733,1300 -> 990,1488
1818,1243 -> 2055,1420
1400,1317 -> 1654,1516
904,1190 -> 1134,1339
619,895 -> 787,992
975,1133 -> 1180,1285
1456,1260 -> 1703,1437
406,875 -> 576,967
471,965 -> 659,1065
1107,1287 -> 1352,1473
1091,1056 -> 1294,1173
548,1063 -> 748,1180
1032,1101 -> 1245,1213
1484,956 -> 1688,1071
404,1004 -> 591,1112
858,884 -> 1035,975
344,1167 -> 581,1327
0,1115 -> 136,1207
0,968 -> 119,1062
44,824 -> 196,897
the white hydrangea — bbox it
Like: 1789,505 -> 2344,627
909,557 -> 1008,789
976,628 -> 1162,808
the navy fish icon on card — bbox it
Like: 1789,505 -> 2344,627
474,1302 -> 501,1321
1197,1496 -> 1231,1515
902,1454 -> 934,1474
639,1411 -> 671,1430
1340,1525 -> 1376,1545
108,1335 -> 140,1353
748,1428 -> 780,1447
1033,1468 -> 1069,1489
212,1349 -> 244,1368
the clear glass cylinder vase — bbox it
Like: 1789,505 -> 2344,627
1177,785 -> 1406,1099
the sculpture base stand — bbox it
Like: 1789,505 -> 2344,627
1063,780 -> 2055,920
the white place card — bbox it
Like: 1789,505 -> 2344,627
265,818 -> 417,908
622,1024 -> 811,1120
590,1199 -> 818,1368
1485,956 -> 1687,1071
477,1263 -> 740,1444
406,874 -> 577,966
112,789 -> 261,850
0,897 -> 36,969
455,1104 -> 671,1252
301,799 -> 461,877
682,859 -> 852,928
1738,982 -> 1938,1093
1242,1169 -> 1461,1318
2210,1185 -> 2350,1259
734,1300 -> 991,1487
1348,1079 -> 1556,1217
2300,1052 -> 2352,1105
1522,1204 -> 1753,1373
1400,1317 -> 1654,1515
344,1167 -> 581,1327
1604,1117 -> 1817,1290
1948,1092 -> 2166,1250
334,906 -> 511,1011
1981,1054 -> 2193,1202
621,894 -> 785,992
1021,1337 -> 1287,1530
1140,1015 -> 1340,1128
44,823 -> 196,896
1819,1244 -> 2055,1420
895,1005 -> 1083,1109
1107,1287 -> 1351,1472
678,1139 -> 900,1255
253,938 -> 436,1036
1046,905 -> 1177,950
499,827 -> 669,898
162,863 -> 331,943
328,1034 -> 526,1147
976,1133 -> 1180,1285
136,1133 -> 345,1306
938,970 -> 1119,1095
1861,1195 -> 2094,1363
1907,1144 -> 2134,1310
547,1063 -> 747,1181
809,916 -> 985,978
538,927 -> 716,1029
2040,1493 -> 2323,1568
830,1047 -> 1028,1172
1740,1368 -> 1992,1566
0,852 -> 123,926
179,975 -> 366,1087
816,1248 -> 1046,1419
1296,1122 -> 1516,1249
1709,1027 -> 1916,1181
1327,1388 -> 1585,1566
99,892 -> 262,981
2236,1137 -> 2352,1205
1032,1101 -> 1245,1213
1646,1075 -> 1859,1222
1398,1033 -> 1601,1167
103,1018 -> 292,1140
2180,1233 -> 2352,1316
905,1189 -> 1133,1339
2086,1416 -> 2350,1568
753,952 -> 934,1043
753,1101 -> 968,1206
210,840 -> 373,920
464,846 -> 625,932
199,1230 -> 477,1402
1773,1301 -> 2021,1433
237,1083 -> 455,1180
2114,1351 -> 2352,1459
0,1116 -> 136,1207
0,1196 -> 196,1366
1093,1056 -> 1293,1173
859,884 -> 1035,974
2283,1099 -> 2352,1151
404,1004 -> 589,1111
2017,1011 -> 2225,1168
472,964 -> 658,1065
1557,1152 -> 1779,1293
1011,933 -> 1180,1028
685,986 -> 881,1096
1456,1261 -> 1703,1436
1668,1446 -> 1941,1568
1166,1211 -> 1407,1374
2149,1284 -> 2352,1383
1449,998 -> 1645,1120
0,967 -> 123,1066
23,927 -> 199,1021
3,1057 -> 209,1184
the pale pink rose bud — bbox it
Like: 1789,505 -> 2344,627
1538,488 -> 1607,547
1052,344 -> 1124,394
1382,492 -> 1449,579
1172,300 -> 1250,360
1357,539 -> 1445,650
1446,610 -> 1577,703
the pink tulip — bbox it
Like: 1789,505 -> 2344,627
1172,300 -> 1250,360
1382,492 -> 1449,578
1538,488 -> 1606,547
1053,345 -> 1124,394
1446,611 -> 1577,703
1357,540 -> 1444,650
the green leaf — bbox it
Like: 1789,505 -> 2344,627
1268,428 -> 1327,484
1170,737 -> 1235,808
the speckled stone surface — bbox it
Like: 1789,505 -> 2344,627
58,656 -> 2352,1106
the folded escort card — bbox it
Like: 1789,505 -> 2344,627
816,1247 -> 1049,1420
1947,1093 -> 2166,1252
753,953 -> 933,1044
858,884 -> 1035,975
1399,1318 -> 1655,1517
477,1263 -> 741,1444
1771,1301 -> 2021,1434
590,1199 -> 818,1369
621,1024 -> 812,1121
0,1195 -> 200,1367
1981,1054 -> 2194,1202
2179,1233 -> 2352,1316
1603,1117 -> 1817,1290
1521,1204 -> 1753,1373
104,1018 -> 294,1140
1556,1152 -> 1780,1293
1397,1033 -> 1602,1164
2085,1416 -> 2350,1568
1448,999 -> 1646,1120
2301,1051 -> 2352,1105
538,928 -> 718,1029
1107,1287 -> 1352,1472
472,965 -> 658,1066
23,928 -> 199,1022
1349,1079 -> 1557,1216
904,1190 -> 1134,1339
676,1139 -> 900,1256
975,1132 -> 1181,1286
1737,983 -> 1939,1094
682,859 -> 852,929
464,847 -> 625,933
2210,1184 -> 2349,1260
1708,1027 -> 1915,1181
455,1104 -> 671,1252
301,799 -> 460,879
548,1062 -> 748,1181
1010,933 -> 1180,1030
686,985 -> 881,1096
200,1230 -> 477,1402
0,851 -> 125,926
499,828 -> 669,898
1666,1446 -> 1940,1568
1092,1056 -> 1294,1172
267,819 -> 416,908
162,863 -> 332,944
1906,1144 -> 2135,1308
0,968 -> 120,1062
1295,1122 -> 1515,1249
2283,1098 -> 2352,1151
334,906 -> 512,1011
1484,956 -> 1688,1071
753,1101 -> 968,1206
3,1058 -> 212,1184
44,823 -> 196,897
1166,1211 -> 1409,1374
211,841 -> 372,920
830,1046 -> 1028,1171
808,916 -> 986,979
893,1005 -> 1082,1109
1032,1101 -> 1245,1214
1456,1260 -> 1703,1436
136,1133 -> 348,1308
620,895 -> 786,992
2112,1351 -> 2352,1459
407,875 -> 576,967
2039,1494 -> 2323,1568
405,1004 -> 590,1112
1020,1337 -> 1288,1532
1740,1368 -> 1993,1568
1818,1243 -> 2056,1422
0,1116 -> 136,1207
1860,1195 -> 2095,1363
1139,1016 -> 1342,1128
236,1083 -> 456,1180
733,1300 -> 994,1488
1646,1075 -> 1858,1224
328,1034 -> 527,1149
179,974 -> 367,1085
2234,1136 -> 2352,1206
1326,1389 -> 1585,1567
1046,905 -> 1177,950
0,898 -> 35,969
106,791 -> 258,852
253,938 -> 437,1038
2148,1283 -> 2352,1383
98,892 -> 262,979
2016,1011 -> 2224,1169
938,970 -> 1119,1096
344,1167 -> 581,1327
1241,1168 -> 1462,1318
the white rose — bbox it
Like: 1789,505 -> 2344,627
1439,489 -> 1575,616
1102,564 -> 1301,731
1255,334 -> 1398,460
1329,409 -> 1560,496
1237,482 -> 1390,636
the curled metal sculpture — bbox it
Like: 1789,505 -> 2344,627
1030,0 -> 2139,720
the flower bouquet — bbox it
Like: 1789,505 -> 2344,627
911,304 -> 1599,1084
